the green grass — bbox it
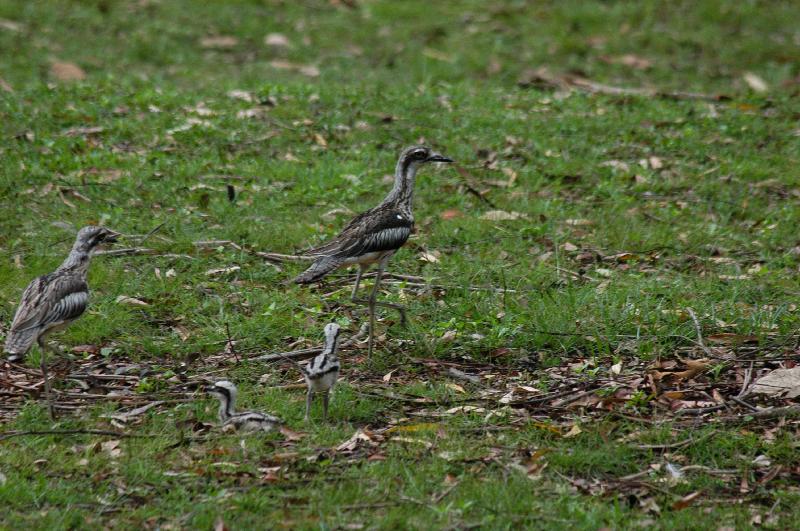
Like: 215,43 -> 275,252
2,0 -> 800,528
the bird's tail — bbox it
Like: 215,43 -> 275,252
293,256 -> 343,284
4,328 -> 37,362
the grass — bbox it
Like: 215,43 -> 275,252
1,0 -> 800,528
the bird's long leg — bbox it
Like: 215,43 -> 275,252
322,391 -> 330,422
366,258 -> 389,357
305,390 -> 314,421
352,262 -> 407,325
350,264 -> 367,302
37,338 -> 56,419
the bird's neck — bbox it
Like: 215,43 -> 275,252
322,345 -> 338,364
322,334 -> 339,363
57,250 -> 91,274
219,395 -> 235,421
380,160 -> 417,215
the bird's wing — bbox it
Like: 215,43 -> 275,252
300,209 -> 374,256
9,272 -> 89,333
335,208 -> 413,257
307,207 -> 413,258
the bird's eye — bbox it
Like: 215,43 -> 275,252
414,150 -> 427,159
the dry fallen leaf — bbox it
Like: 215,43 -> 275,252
672,491 -> 701,510
336,429 -> 375,452
115,295 -> 149,307
480,210 -> 529,221
752,367 -> 800,398
706,333 -> 758,345
264,33 -> 290,47
600,54 -> 652,70
418,251 -> 440,263
50,61 -> 86,81
743,72 -> 768,93
227,89 -> 254,102
440,209 -> 463,220
269,60 -> 320,77
200,35 -> 238,49
205,266 -> 241,276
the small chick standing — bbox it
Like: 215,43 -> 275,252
4,226 -> 119,417
279,323 -> 342,421
206,380 -> 282,432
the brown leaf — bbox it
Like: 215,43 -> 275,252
672,491 -> 701,510
264,33 -> 290,48
62,126 -> 105,137
50,61 -> 86,81
72,344 -> 100,355
269,60 -> 320,77
440,209 -> 463,220
336,429 -> 375,452
672,358 -> 711,381
706,333 -> 758,345
278,426 -> 304,441
200,35 -> 238,49
600,54 -> 652,70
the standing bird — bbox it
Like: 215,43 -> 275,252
206,380 -> 282,432
294,146 -> 453,357
4,226 -> 119,417
278,322 -> 342,422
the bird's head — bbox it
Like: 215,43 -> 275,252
323,322 -> 341,350
398,145 -> 453,175
206,380 -> 238,402
74,226 -> 120,253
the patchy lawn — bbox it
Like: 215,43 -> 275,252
1,0 -> 799,528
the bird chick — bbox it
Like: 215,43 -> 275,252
294,146 -> 453,357
4,225 -> 119,417
206,380 -> 282,433
279,323 -> 342,421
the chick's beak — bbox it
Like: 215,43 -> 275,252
426,152 -> 454,163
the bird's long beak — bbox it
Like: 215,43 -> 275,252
103,229 -> 121,244
426,152 -> 454,163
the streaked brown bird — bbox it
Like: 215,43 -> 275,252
4,226 -> 119,417
294,146 -> 453,357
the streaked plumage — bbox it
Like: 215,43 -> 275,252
279,323 -> 342,421
206,380 -> 282,432
294,146 -> 453,356
4,226 -> 119,417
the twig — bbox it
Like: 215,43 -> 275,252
736,362 -> 754,399
685,307 -> 713,357
94,247 -> 193,259
0,429 -> 157,441
250,323 -> 369,362
225,322 -> 240,363
140,221 -> 166,246
675,404 -> 726,416
634,430 -> 717,450
717,405 -> 800,423
729,396 -> 759,412
519,67 -> 727,102
453,165 -> 498,208
446,367 -> 480,385
256,251 -> 314,263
